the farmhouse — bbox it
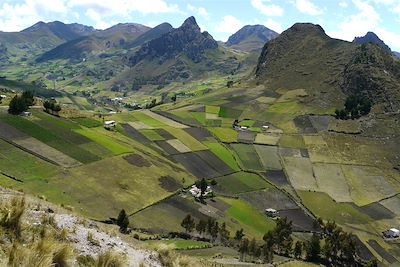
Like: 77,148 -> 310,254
265,208 -> 279,218
189,185 -> 212,198
104,120 -> 116,130
383,228 -> 400,239
0,94 -> 6,99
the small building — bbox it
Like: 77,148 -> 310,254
104,120 -> 116,130
0,94 -> 6,99
383,228 -> 400,239
265,208 -> 279,218
189,185 -> 212,198
21,111 -> 32,117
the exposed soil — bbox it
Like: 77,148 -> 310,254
121,124 -> 151,145
195,150 -> 234,176
184,127 -> 212,141
155,140 -> 180,155
264,170 -> 290,186
154,129 -> 175,140
359,202 -> 395,220
123,154 -> 152,167
0,121 -> 28,139
367,240 -> 397,264
171,153 -> 220,179
158,176 -> 181,192
279,209 -> 316,232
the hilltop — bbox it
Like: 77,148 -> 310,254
256,23 -> 400,112
353,31 -> 391,52
226,24 -> 279,52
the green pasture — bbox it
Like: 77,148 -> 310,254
230,144 -> 264,171
208,127 -> 237,143
216,172 -> 271,194
203,141 -> 240,171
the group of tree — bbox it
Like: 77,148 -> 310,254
116,209 -> 130,234
43,100 -> 61,115
335,95 -> 372,120
237,217 -> 374,266
8,91 -> 35,115
181,215 -> 230,244
194,178 -> 210,201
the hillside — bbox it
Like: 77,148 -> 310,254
353,31 -> 391,52
256,23 -> 400,112
36,23 -> 150,62
226,25 -> 279,52
0,21 -> 95,65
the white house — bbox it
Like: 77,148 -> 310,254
265,208 -> 279,218
0,94 -> 6,99
104,120 -> 116,130
189,185 -> 212,198
383,228 -> 400,239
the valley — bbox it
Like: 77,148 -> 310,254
0,14 -> 400,267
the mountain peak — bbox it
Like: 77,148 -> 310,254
181,16 -> 200,32
289,23 -> 326,35
353,31 -> 391,52
226,24 -> 279,52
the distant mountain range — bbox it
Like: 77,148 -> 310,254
226,24 -> 278,52
256,23 -> 400,112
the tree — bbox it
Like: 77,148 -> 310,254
219,222 -> 230,244
181,214 -> 195,233
8,95 -> 28,115
261,243 -> 273,263
306,233 -> 321,262
210,221 -> 219,242
196,219 -> 207,236
21,91 -> 34,106
116,209 -> 129,233
294,241 -> 303,259
227,80 -> 233,88
234,228 -> 245,242
249,238 -> 257,257
196,178 -> 208,200
239,238 -> 249,261
274,217 -> 293,255
171,94 -> 177,104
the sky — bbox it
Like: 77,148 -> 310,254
1,0 -> 400,50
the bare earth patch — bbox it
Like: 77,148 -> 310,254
123,154 -> 152,167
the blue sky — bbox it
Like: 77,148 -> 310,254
1,0 -> 400,50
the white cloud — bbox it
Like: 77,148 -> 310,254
328,0 -> 380,41
251,0 -> 284,16
264,18 -> 282,33
68,0 -> 179,16
85,8 -> 110,29
295,0 -> 323,16
187,4 -> 209,18
339,1 -> 348,8
214,15 -> 243,34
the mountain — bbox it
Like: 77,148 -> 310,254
226,25 -> 279,52
125,22 -> 173,49
129,16 -> 218,65
394,51 -> 400,58
0,21 -> 96,65
36,23 -> 150,62
113,16 -> 239,90
353,32 -> 391,52
256,23 -> 400,112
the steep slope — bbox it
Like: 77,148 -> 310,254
129,16 -> 218,65
36,23 -> 150,62
112,16 -> 239,91
226,25 -> 278,52
255,23 -> 400,112
125,22 -> 173,49
353,32 -> 391,52
0,21 -> 95,63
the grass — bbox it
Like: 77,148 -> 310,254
205,105 -> 220,114
268,101 -> 303,114
0,139 -> 59,182
282,157 -> 317,191
47,155 -> 190,219
216,172 -> 271,194
298,191 -> 372,225
208,127 -> 237,143
230,144 -> 264,171
222,197 -> 275,238
191,112 -> 206,125
0,114 -> 100,164
146,239 -> 211,250
254,133 -> 281,145
279,135 -> 306,149
165,127 -> 207,151
132,111 -> 166,128
72,117 -> 103,128
74,127 -> 133,155
203,141 -> 240,171
218,107 -> 242,118
254,145 -> 282,170
139,129 -> 165,141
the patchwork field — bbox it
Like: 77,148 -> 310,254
230,144 -> 264,171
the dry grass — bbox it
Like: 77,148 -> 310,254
0,197 -> 25,239
156,245 -> 202,267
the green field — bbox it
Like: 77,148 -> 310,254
138,129 -> 165,141
208,127 -> 237,143
165,127 -> 207,151
222,197 -> 275,238
230,144 -> 264,171
216,172 -> 271,194
203,141 -> 240,171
